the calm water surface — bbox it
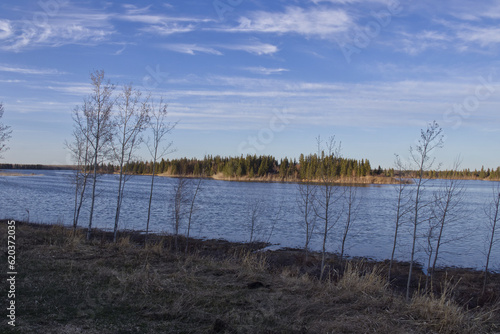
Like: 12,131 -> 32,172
1,170 -> 498,271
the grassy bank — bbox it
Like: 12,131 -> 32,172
1,221 -> 499,333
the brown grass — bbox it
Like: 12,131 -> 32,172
0,221 -> 498,333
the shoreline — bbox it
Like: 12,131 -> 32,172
0,171 -> 40,176
9,220 -> 497,279
2,166 -> 500,183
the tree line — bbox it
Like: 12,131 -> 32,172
118,154 -> 373,180
380,165 -> 500,180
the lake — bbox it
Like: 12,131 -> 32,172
1,169 -> 498,271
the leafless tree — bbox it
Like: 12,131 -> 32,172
339,183 -> 362,266
185,176 -> 203,253
248,199 -> 262,243
171,177 -> 190,251
314,136 -> 344,280
66,112 -> 93,233
425,159 -> 466,290
0,103 -> 12,158
406,121 -> 444,300
73,70 -> 115,240
112,85 -> 150,243
388,155 -> 413,282
297,181 -> 317,261
483,183 -> 500,295
145,98 -> 176,243
266,201 -> 284,244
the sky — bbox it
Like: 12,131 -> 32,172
0,0 -> 499,169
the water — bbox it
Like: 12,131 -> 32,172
0,170 -> 498,271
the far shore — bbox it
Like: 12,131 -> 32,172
2,165 -> 500,184
0,171 -> 40,177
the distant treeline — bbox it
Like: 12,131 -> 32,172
122,156 -> 500,181
383,166 -> 500,180
3,160 -> 499,181
121,154 -> 373,180
0,164 -> 74,170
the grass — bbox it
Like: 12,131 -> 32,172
0,220 -> 498,333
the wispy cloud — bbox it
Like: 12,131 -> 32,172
243,67 -> 289,75
448,2 -> 500,21
221,6 -> 352,38
0,20 -> 13,39
140,23 -> 197,35
118,5 -> 213,36
162,44 -> 222,55
0,64 -> 67,75
219,42 -> 278,55
456,26 -> 500,47
42,82 -> 93,95
0,6 -> 115,52
162,41 -> 279,56
395,30 -> 451,55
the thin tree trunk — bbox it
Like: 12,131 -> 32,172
87,133 -> 100,241
145,154 -> 157,244
72,172 -> 80,231
113,157 -> 125,243
431,200 -> 449,278
407,172 -> 423,301
320,193 -> 329,281
483,192 -> 500,295
185,178 -> 201,254
389,191 -> 402,282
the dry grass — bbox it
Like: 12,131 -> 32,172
0,221 -> 498,333
409,279 -> 482,334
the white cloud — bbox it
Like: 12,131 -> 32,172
46,82 -> 93,95
0,64 -> 66,75
449,2 -> 500,21
140,23 -> 196,35
457,26 -> 500,47
395,30 -> 451,55
162,44 -> 222,55
118,6 -> 213,36
0,7 -> 115,52
220,42 -> 278,55
162,41 -> 279,56
243,67 -> 289,75
0,20 -> 12,39
223,6 -> 352,38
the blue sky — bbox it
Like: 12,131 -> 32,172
0,0 -> 499,169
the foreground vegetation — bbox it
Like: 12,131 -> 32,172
2,221 -> 499,333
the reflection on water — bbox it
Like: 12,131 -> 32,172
0,170 -> 498,271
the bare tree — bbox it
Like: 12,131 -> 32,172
339,183 -> 362,266
0,103 -> 12,158
112,85 -> 150,243
73,70 -> 115,240
388,155 -> 413,282
66,112 -> 93,233
483,184 -> 500,295
248,199 -> 262,243
185,176 -> 203,253
406,121 -> 444,300
297,181 -> 317,262
314,136 -> 344,280
266,201 -> 284,244
425,159 -> 466,289
171,177 -> 190,251
145,98 -> 176,244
